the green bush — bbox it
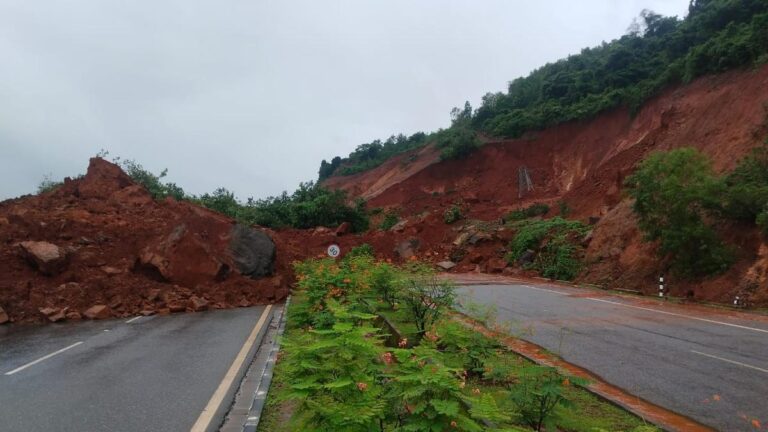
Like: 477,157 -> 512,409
388,345 -> 493,432
757,206 -> 768,235
507,217 -> 588,281
379,210 -> 399,231
508,366 -> 584,432
506,203 -> 550,221
398,264 -> 456,333
435,320 -> 502,377
282,301 -> 386,431
347,243 -> 375,258
36,175 -> 63,194
444,204 -> 463,224
435,127 -> 481,160
118,159 -> 186,200
722,143 -> 768,223
626,148 -> 733,277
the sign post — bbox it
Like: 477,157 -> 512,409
327,244 -> 341,259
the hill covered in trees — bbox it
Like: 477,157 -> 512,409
318,0 -> 768,180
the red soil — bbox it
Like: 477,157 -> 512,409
0,158 -> 290,324
320,65 -> 768,306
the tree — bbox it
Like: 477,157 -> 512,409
625,148 -> 732,276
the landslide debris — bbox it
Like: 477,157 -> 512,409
0,158 -> 290,324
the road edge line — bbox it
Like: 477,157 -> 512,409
190,304 -> 273,432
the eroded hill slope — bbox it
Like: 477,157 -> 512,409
322,66 -> 768,305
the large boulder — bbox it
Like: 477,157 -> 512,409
17,241 -> 69,276
230,224 -> 276,278
137,224 -> 230,286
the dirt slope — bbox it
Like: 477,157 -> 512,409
322,65 -> 768,305
0,158 -> 291,324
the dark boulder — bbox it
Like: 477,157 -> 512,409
229,224 -> 276,278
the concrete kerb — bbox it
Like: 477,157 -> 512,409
209,306 -> 275,432
243,296 -> 290,432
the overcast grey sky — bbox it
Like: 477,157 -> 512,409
0,0 -> 689,200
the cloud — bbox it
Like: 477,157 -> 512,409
0,0 -> 689,200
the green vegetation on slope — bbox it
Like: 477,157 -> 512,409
39,157 -> 369,232
626,142 -> 768,277
319,0 -> 768,179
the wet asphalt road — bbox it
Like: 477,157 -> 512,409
0,306 -> 268,432
459,284 -> 768,432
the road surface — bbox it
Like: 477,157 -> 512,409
0,306 -> 272,432
459,283 -> 768,432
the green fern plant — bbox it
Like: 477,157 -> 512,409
282,301 -> 386,431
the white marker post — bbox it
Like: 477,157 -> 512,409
658,276 -> 664,298
734,296 -> 741,307
327,244 -> 341,259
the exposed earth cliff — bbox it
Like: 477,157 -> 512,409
322,65 -> 768,306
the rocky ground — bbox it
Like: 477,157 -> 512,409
0,158 -> 291,324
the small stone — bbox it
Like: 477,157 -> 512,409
187,296 -> 209,312
436,261 -> 457,271
0,306 -> 9,324
66,311 -> 82,320
140,309 -> 156,316
83,304 -> 111,320
167,302 -> 186,313
101,266 -> 123,276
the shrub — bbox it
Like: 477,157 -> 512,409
444,204 -> 463,224
508,366 -> 584,432
758,206 -> 768,236
347,243 -> 375,258
722,143 -> 768,223
379,210 -> 399,231
625,148 -> 732,277
282,301 -> 386,431
507,217 -> 588,280
398,264 -> 456,333
36,175 -> 63,194
369,262 -> 400,308
292,258 -> 374,329
506,203 -> 549,221
118,159 -> 186,200
388,346 -> 497,431
434,320 -> 502,377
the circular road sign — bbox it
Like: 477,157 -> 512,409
327,244 -> 341,258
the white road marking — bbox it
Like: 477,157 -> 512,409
190,305 -> 273,432
125,316 -> 143,324
522,285 -> 566,295
4,341 -> 84,376
691,350 -> 768,374
587,297 -> 768,334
